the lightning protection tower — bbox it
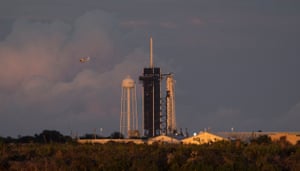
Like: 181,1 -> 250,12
120,76 -> 139,138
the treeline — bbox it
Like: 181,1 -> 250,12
0,130 -> 72,144
0,135 -> 300,170
0,130 -> 126,144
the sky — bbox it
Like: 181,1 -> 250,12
0,0 -> 300,137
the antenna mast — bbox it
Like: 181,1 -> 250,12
150,37 -> 153,68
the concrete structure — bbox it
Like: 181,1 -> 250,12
78,139 -> 144,144
182,132 -> 227,145
147,135 -> 180,145
78,135 -> 180,145
218,131 -> 300,145
120,76 -> 139,138
268,132 -> 300,145
217,132 -> 266,142
77,132 -> 300,145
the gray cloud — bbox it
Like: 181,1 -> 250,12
0,10 -> 148,136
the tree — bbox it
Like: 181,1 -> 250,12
109,132 -> 124,139
35,130 -> 69,143
251,135 -> 272,144
17,136 -> 35,143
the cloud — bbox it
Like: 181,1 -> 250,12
0,19 -> 70,89
0,10 -> 147,137
205,107 -> 242,131
120,20 -> 150,29
280,102 -> 300,130
215,107 -> 241,118
189,17 -> 205,27
159,21 -> 177,29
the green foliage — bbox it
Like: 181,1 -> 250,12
251,135 -> 272,144
0,139 -> 300,170
109,131 -> 124,139
0,130 -> 73,144
35,130 -> 71,143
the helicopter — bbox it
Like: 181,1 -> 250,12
79,56 -> 90,63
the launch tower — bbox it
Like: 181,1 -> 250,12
139,37 -> 161,137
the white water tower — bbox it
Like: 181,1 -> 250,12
120,76 -> 139,138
